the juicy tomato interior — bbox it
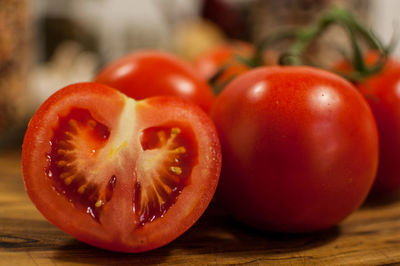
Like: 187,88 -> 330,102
47,107 -> 198,227
22,82 -> 221,252
48,108 -> 112,222
135,124 -> 197,226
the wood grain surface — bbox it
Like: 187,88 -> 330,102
1,149 -> 400,265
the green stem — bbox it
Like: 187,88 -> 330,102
279,7 -> 351,65
348,25 -> 367,73
281,25 -> 327,65
280,6 -> 390,82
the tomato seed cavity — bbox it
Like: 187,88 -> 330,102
134,124 -> 198,227
47,108 -> 112,222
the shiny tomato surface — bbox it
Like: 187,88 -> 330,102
211,66 -> 378,232
95,51 -> 215,112
22,82 -> 221,252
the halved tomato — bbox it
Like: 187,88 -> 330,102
22,82 -> 221,252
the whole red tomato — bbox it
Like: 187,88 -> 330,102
336,53 -> 400,194
211,66 -> 378,232
192,41 -> 253,90
95,50 -> 215,112
22,82 -> 221,252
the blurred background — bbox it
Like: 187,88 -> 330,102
0,0 -> 399,148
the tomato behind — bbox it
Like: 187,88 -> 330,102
211,66 -> 378,232
192,41 -> 278,92
335,54 -> 400,194
94,50 -> 215,112
22,82 -> 221,252
193,41 -> 253,79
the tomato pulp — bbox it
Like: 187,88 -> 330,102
22,82 -> 221,252
211,66 -> 378,232
95,50 -> 215,112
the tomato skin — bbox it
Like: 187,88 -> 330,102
22,82 -> 221,252
94,50 -> 215,112
336,54 -> 400,194
211,66 -> 378,232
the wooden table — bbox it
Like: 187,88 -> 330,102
2,149 -> 400,265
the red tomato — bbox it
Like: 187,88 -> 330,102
94,50 -> 215,112
335,53 -> 400,194
211,66 -> 378,232
192,41 -> 253,88
22,82 -> 221,252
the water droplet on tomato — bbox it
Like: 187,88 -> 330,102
87,206 -> 96,220
105,175 -> 117,202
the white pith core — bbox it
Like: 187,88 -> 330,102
104,97 -> 137,160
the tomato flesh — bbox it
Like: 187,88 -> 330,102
22,82 -> 221,252
48,110 -> 199,226
135,124 -> 197,226
47,108 -> 111,222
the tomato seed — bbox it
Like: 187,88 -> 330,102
78,183 -> 88,194
173,146 -> 186,154
171,127 -> 181,135
47,108 -> 111,223
87,119 -> 97,128
170,166 -> 182,175
95,199 -> 104,208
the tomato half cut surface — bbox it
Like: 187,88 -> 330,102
22,82 -> 221,252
